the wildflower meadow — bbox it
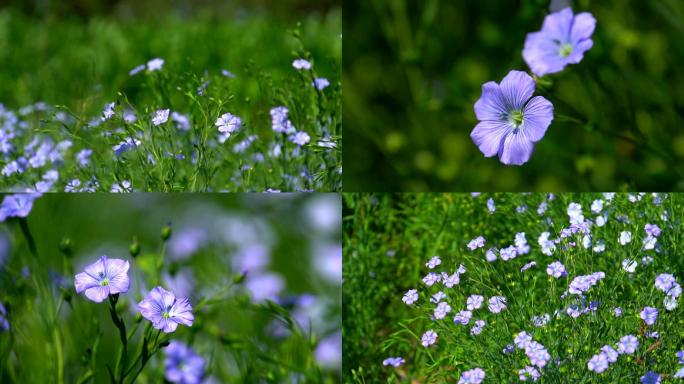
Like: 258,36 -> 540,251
0,0 -> 341,192
344,0 -> 684,191
343,193 -> 684,383
0,192 -> 341,383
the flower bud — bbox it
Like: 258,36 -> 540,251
129,238 -> 141,258
161,224 -> 172,241
59,238 -> 73,258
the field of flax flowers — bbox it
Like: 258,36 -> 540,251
0,192 -> 341,383
344,0 -> 684,191
0,0 -> 341,192
343,193 -> 684,383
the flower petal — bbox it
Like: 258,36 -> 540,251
570,12 -> 596,45
74,272 -> 99,293
106,259 -> 130,294
499,70 -> 535,110
83,256 -> 106,279
474,81 -> 507,121
541,7 -> 574,42
471,120 -> 511,157
84,286 -> 110,303
566,39 -> 593,64
522,96 -> 554,142
170,297 -> 194,327
498,131 -> 535,165
523,32 -> 568,77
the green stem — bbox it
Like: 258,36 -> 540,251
18,217 -> 38,257
126,329 -> 163,384
108,295 -> 128,384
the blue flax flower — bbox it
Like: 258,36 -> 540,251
523,7 -> 596,77
164,341 -> 205,384
74,256 -> 130,303
471,71 -> 553,165
138,286 -> 194,333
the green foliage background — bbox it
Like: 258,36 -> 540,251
343,0 -> 684,191
343,193 -> 684,382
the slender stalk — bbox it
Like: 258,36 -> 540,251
108,295 -> 128,384
18,218 -> 38,257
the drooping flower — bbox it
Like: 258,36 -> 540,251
138,286 -> 194,333
0,193 -> 41,221
523,7 -> 596,77
152,109 -> 170,126
164,341 -> 205,384
74,256 -> 130,303
471,70 -> 554,165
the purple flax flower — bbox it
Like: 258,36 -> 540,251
74,256 -> 130,303
434,302 -> 451,319
430,291 -> 446,303
421,330 -> 437,347
471,70 -> 554,165
164,341 -> 205,384
676,350 -> 684,364
458,367 -> 485,384
601,346 -> 618,363
467,236 -> 486,250
290,131 -> 311,146
641,371 -> 661,384
215,113 -> 242,137
587,353 -> 609,373
453,310 -> 472,325
487,198 -> 495,213
292,59 -> 312,70
382,357 -> 404,367
423,272 -> 441,286
523,7 -> 596,77
153,109 -> 170,126
147,58 -> 164,71
546,261 -> 566,278
655,274 -> 676,292
0,193 -> 41,221
313,78 -> 330,90
514,332 -> 532,349
500,245 -> 517,261
617,335 -> 639,354
138,286 -> 194,333
521,261 -> 536,272
645,223 -> 662,237
426,256 -> 442,269
402,289 -> 418,305
470,320 -> 485,335
519,366 -> 540,381
640,306 -> 658,325
466,295 -> 484,310
488,296 -> 507,313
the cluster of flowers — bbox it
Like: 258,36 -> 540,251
587,335 -> 637,373
471,7 -> 596,165
654,273 -> 682,310
507,332 -> 551,381
0,56 -> 338,192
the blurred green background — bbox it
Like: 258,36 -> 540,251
343,0 -> 684,191
0,0 -> 341,112
0,193 -> 342,382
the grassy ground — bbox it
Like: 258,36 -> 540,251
344,0 -> 684,191
0,193 -> 341,383
0,7 -> 341,191
343,193 -> 684,382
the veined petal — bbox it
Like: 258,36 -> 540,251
498,131 -> 535,166
523,32 -> 568,77
74,271 -> 99,293
106,259 -> 130,294
570,12 -> 596,45
83,256 -> 106,279
84,286 -> 110,303
499,70 -> 535,110
522,96 -> 554,142
474,81 -> 508,121
566,39 -> 593,64
541,7 -> 574,42
471,120 -> 511,157
170,297 -> 194,327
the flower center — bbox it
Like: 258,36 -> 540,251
100,278 -> 109,286
559,43 -> 573,58
163,311 -> 170,318
508,109 -> 524,128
